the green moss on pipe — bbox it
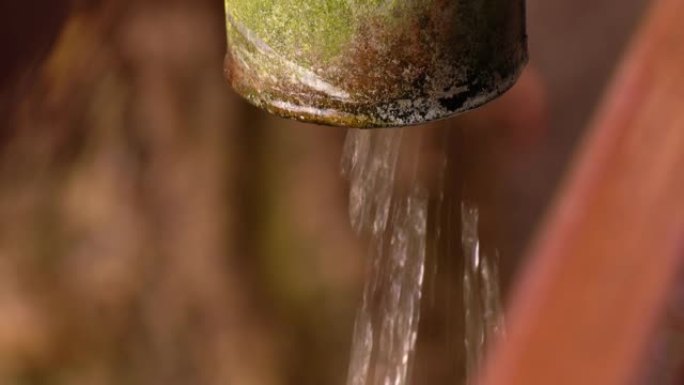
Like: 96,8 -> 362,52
224,0 -> 528,128
226,0 -> 355,64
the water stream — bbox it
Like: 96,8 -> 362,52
342,128 -> 428,385
462,202 -> 506,383
342,128 -> 504,385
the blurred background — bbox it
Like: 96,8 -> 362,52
3,0 -> 682,384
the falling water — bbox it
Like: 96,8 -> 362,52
462,202 -> 506,383
342,128 -> 505,385
342,128 -> 428,385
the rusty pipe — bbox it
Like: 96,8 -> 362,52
224,0 -> 527,128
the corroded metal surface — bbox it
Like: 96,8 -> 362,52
224,0 -> 527,128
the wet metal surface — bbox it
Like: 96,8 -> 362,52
224,0 -> 528,128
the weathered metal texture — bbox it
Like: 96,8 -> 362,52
224,0 -> 527,128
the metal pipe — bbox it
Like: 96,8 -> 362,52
224,0 -> 527,128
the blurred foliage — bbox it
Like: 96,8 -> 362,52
1,1 -> 362,384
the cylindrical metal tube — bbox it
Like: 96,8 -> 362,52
224,0 -> 527,128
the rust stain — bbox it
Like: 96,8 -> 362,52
225,0 -> 527,128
